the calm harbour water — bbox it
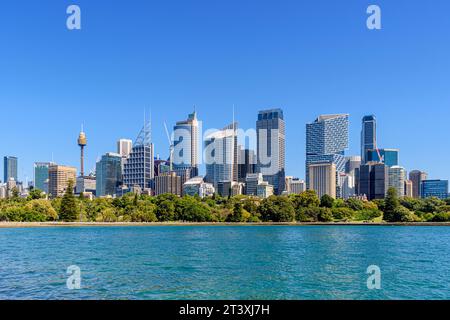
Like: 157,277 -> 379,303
0,226 -> 449,300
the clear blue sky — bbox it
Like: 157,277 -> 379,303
1,0 -> 450,183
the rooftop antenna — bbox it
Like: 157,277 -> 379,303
164,121 -> 174,172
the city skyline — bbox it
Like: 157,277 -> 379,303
1,108 -> 449,186
1,1 -> 450,183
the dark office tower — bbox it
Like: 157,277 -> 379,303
256,109 -> 286,195
4,156 -> 18,182
306,114 -> 349,190
361,115 -> 377,164
409,170 -> 428,198
238,147 -> 256,183
359,162 -> 389,200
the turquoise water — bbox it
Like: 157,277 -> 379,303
0,226 -> 449,300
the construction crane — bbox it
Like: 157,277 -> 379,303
164,121 -> 174,172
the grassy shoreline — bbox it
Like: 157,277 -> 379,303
1,221 -> 450,228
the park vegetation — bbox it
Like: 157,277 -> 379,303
1,182 -> 450,223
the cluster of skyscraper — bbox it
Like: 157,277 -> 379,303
1,111 -> 448,201
304,114 -> 448,201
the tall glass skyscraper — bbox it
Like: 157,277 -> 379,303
3,156 -> 18,183
34,162 -> 52,193
96,153 -> 122,197
256,109 -> 286,195
173,111 -> 199,177
306,114 -> 349,189
204,122 -> 238,189
361,115 -> 377,164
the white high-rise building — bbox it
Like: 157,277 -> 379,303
204,122 -> 238,189
389,166 -> 406,197
309,162 -> 337,199
173,111 -> 200,177
117,139 -> 133,158
285,176 -> 306,195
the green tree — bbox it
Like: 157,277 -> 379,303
24,199 -> 58,221
431,212 -> 450,222
290,190 -> 320,213
28,189 -> 44,200
11,187 -> 20,200
383,187 -> 400,222
227,202 -> 244,222
259,196 -> 295,222
346,198 -> 365,211
391,206 -> 419,222
156,200 -> 175,221
317,207 -> 333,222
331,207 -> 355,221
59,180 -> 79,222
320,194 -> 335,208
420,197 -> 445,213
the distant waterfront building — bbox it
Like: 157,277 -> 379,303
309,162 -> 337,199
155,172 -> 182,196
421,180 -> 449,200
366,149 -> 399,167
306,114 -> 349,191
257,109 -> 286,195
409,170 -> 428,199
3,156 -> 18,183
339,173 -> 355,200
154,158 -> 171,177
285,177 -> 306,195
245,173 -> 264,196
5,178 -> 17,198
204,122 -> 238,189
238,147 -> 256,183
183,176 -> 215,198
96,152 -> 122,197
48,164 -> 77,198
361,115 -> 377,164
257,181 -> 274,199
345,156 -> 361,175
0,183 -> 6,199
173,111 -> 200,177
123,122 -> 155,193
388,166 -> 407,197
34,162 -> 52,194
405,180 -> 413,198
76,175 -> 96,195
217,181 -> 244,198
345,156 -> 361,198
359,162 -> 388,201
